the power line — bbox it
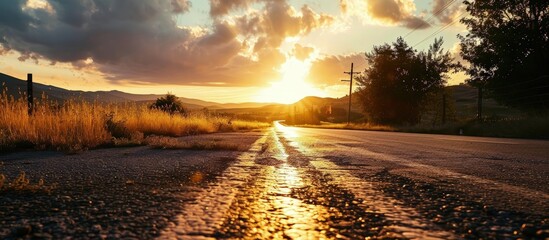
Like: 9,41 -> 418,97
403,0 -> 459,39
413,11 -> 468,48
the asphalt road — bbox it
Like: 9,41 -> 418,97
163,122 -> 549,239
1,123 -> 548,239
280,122 -> 549,213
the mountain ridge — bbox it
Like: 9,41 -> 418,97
0,73 -> 279,109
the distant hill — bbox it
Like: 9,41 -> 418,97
2,72 -> 514,121
207,102 -> 278,109
0,73 -> 274,109
1,73 -> 150,103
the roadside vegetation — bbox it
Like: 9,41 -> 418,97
301,116 -> 549,139
145,136 -> 245,151
0,91 -> 270,153
292,1 -> 549,139
356,37 -> 458,125
0,171 -> 54,194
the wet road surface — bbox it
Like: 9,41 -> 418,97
1,124 -> 548,239
161,122 -> 549,239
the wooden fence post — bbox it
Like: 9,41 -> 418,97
27,73 -> 33,115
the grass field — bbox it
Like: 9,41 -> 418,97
0,92 -> 270,153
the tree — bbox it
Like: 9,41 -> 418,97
459,0 -> 549,112
356,37 -> 457,124
150,93 -> 186,115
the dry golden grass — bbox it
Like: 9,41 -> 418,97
0,95 -> 109,152
0,91 -> 270,152
145,136 -> 245,151
0,171 -> 54,193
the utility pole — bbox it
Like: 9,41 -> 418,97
341,63 -> 360,125
27,73 -> 33,115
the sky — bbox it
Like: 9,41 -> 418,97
0,0 -> 468,104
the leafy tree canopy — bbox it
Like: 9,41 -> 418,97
357,37 -> 457,124
459,0 -> 549,112
150,93 -> 186,115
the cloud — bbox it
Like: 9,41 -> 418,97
0,0 -> 32,32
307,53 -> 365,86
0,0 -> 334,87
210,0 -> 254,17
450,42 -> 465,66
234,1 -> 334,52
171,0 -> 191,13
253,2 -> 333,48
293,44 -> 314,61
300,5 -> 335,33
340,0 -> 430,29
402,16 -> 430,29
432,0 -> 463,25
340,0 -> 349,13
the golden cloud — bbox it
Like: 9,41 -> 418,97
340,0 -> 430,29
307,53 -> 366,86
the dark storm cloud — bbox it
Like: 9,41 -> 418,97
0,0 -> 32,32
48,0 -> 94,27
0,0 -> 334,86
0,0 -> 267,86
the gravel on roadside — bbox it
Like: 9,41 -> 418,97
0,132 -> 263,239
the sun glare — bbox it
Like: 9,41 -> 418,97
256,57 -> 324,104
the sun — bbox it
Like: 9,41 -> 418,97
255,57 -> 324,104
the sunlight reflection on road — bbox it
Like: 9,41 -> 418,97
274,121 -> 302,150
271,126 -> 290,161
260,164 -> 329,238
162,122 -> 459,239
221,161 -> 331,239
260,123 -> 328,238
275,121 -> 299,139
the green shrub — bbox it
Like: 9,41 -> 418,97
149,93 -> 186,115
